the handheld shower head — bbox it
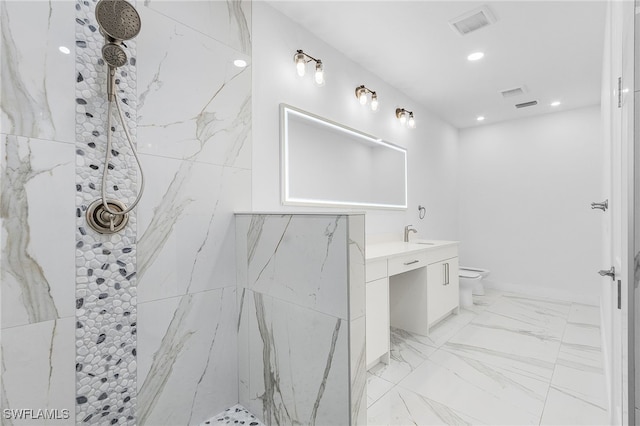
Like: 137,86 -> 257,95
95,0 -> 141,42
102,43 -> 127,68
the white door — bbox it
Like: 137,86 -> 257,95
601,1 -> 634,424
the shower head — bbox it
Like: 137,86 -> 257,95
102,43 -> 127,68
95,0 -> 141,42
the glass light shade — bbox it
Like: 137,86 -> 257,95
295,52 -> 306,77
399,111 -> 407,125
408,114 -> 416,128
359,90 -> 368,105
370,93 -> 379,111
314,62 -> 324,86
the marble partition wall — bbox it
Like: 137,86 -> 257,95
236,213 -> 366,425
1,0 -> 251,425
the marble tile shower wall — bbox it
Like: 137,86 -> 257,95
1,1 -> 251,425
235,214 -> 366,425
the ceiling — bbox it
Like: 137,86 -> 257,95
265,1 -> 607,129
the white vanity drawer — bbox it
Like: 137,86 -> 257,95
388,252 -> 428,276
366,259 -> 388,282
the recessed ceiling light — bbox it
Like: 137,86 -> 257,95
477,116 -> 485,121
59,46 -> 70,55
467,52 -> 484,61
233,59 -> 247,68
550,101 -> 561,107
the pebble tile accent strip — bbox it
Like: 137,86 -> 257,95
75,0 -> 138,424
199,405 -> 265,426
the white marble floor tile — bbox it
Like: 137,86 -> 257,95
549,363 -> 607,411
424,309 -> 478,348
365,290 -> 606,426
562,322 -> 602,349
369,327 -> 437,384
398,349 -> 549,424
540,386 -> 608,425
556,341 -> 604,372
445,311 -> 561,382
567,303 -> 601,327
482,294 -> 570,338
367,373 -> 394,408
367,386 -> 482,426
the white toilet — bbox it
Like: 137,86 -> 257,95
458,267 -> 490,308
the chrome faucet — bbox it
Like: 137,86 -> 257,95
404,225 -> 417,242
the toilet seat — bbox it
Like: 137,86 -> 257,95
459,270 -> 482,279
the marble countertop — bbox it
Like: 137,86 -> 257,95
366,239 -> 459,261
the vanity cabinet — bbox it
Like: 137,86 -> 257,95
365,241 -> 459,369
365,260 -> 390,368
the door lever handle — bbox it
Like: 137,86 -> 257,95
591,200 -> 608,211
598,266 -> 615,279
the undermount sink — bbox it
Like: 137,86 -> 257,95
414,242 -> 435,245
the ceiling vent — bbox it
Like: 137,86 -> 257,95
515,100 -> 538,109
499,86 -> 527,98
449,5 -> 496,36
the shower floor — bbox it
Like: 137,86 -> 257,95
199,404 -> 264,426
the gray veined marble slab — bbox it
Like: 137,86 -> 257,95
136,6 -> 251,169
348,214 -> 366,320
137,287 -> 238,426
240,290 -> 351,426
0,1 -> 76,144
238,214 -> 350,320
1,135 -> 75,328
143,0 -> 251,55
137,155 -> 250,302
348,215 -> 367,424
1,318 -> 76,425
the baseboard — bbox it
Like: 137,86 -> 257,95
482,280 -> 599,306
600,300 -> 612,418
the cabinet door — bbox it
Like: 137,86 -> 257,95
366,277 -> 389,366
427,257 -> 459,324
445,257 -> 459,311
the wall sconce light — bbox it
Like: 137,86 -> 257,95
355,85 -> 379,111
396,108 -> 416,128
294,49 -> 324,86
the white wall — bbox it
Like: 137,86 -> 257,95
252,2 -> 459,241
458,106 -> 603,304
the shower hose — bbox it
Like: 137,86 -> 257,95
100,93 -> 145,221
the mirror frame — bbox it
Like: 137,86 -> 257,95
280,104 -> 408,209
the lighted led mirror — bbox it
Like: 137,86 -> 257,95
281,104 -> 408,209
